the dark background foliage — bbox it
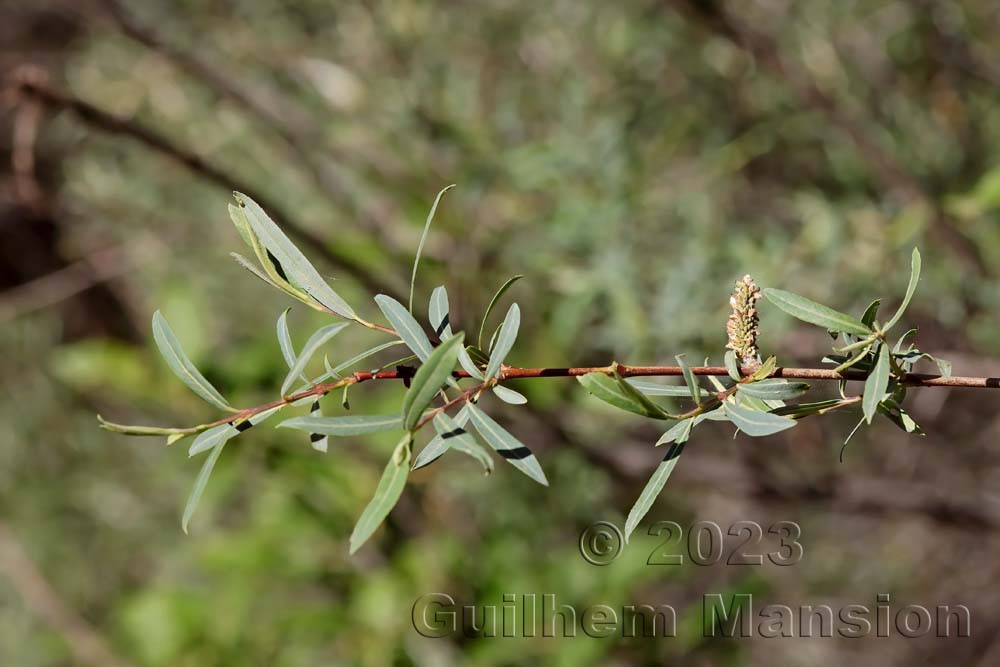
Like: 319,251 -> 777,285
2,0 -> 1000,665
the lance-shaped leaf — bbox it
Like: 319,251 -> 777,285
625,379 -> 709,398
466,404 -> 548,485
492,385 -> 527,404
375,294 -> 433,361
771,399 -> 844,419
280,322 -> 349,396
723,401 -> 797,437
327,340 -> 406,378
349,434 -> 411,554
188,407 -> 282,457
234,193 -> 357,319
577,373 -> 671,419
655,419 -> 694,447
280,414 -> 402,436
413,408 -> 492,474
415,405 -> 465,467
306,401 -> 328,453
182,437 -> 228,534
763,288 -> 871,336
861,299 -> 881,327
724,350 -> 741,381
675,355 -> 702,404
624,442 -> 685,542
429,286 -> 453,338
883,248 -> 921,331
402,333 -> 465,430
409,185 -> 455,312
152,311 -> 232,411
478,275 -> 523,348
737,379 -> 810,400
276,308 -> 305,381
97,416 -> 192,438
485,303 -> 520,380
863,343 -> 891,424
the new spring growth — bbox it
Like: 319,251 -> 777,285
726,274 -> 762,369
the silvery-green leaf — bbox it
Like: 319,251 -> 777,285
624,442 -> 685,542
152,311 -> 232,411
656,419 -> 693,446
723,401 -> 797,437
182,436 -> 227,534
466,404 -> 547,485
771,399 -> 843,418
878,403 -> 924,434
412,405 -> 472,470
375,294 -> 433,361
402,333 -> 465,430
724,350 -> 741,381
614,371 -> 673,419
763,288 -> 871,336
279,413 -> 402,436
349,435 -> 411,554
492,385 -> 527,405
893,329 -> 919,354
883,248 -> 921,331
276,307 -> 304,381
234,193 -> 357,319
328,340 -> 406,378
188,407 -> 281,457
457,346 -> 485,380
737,379 -> 810,400
748,356 -> 777,382
861,299 -> 881,327
97,416 -> 191,437
280,322 -> 349,396
675,355 -> 701,404
409,185 -> 455,312
625,379 -> 709,398
429,286 -> 453,338
577,373 -> 670,419
485,303 -> 520,380
477,275 -> 523,348
230,252 -> 280,288
412,409 -> 492,474
863,343 -> 891,424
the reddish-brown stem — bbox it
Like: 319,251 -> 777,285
192,363 -> 999,434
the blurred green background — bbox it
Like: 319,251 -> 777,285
3,0 -> 1000,665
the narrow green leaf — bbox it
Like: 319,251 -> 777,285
413,405 -> 470,469
182,434 -> 233,534
724,350 -> 741,381
625,379 -> 709,398
883,248 -> 921,331
402,333 -> 465,430
577,373 -> 670,419
675,355 -> 701,404
771,399 -> 844,418
748,356 -> 777,382
485,303 -> 520,380
188,407 -> 281,457
624,443 -> 685,542
375,294 -> 433,361
152,311 -> 231,411
409,185 -> 455,312
280,322 -> 349,396
737,379 -> 810,400
234,193 -> 357,319
230,252 -> 281,288
349,435 -> 411,554
763,288 -> 871,336
655,419 -> 694,446
279,413 -> 402,436
861,299 -> 881,327
614,371 -> 673,419
429,286 -> 453,338
276,307 -> 302,379
863,343 -> 891,424
477,275 -> 523,348
723,401 -> 797,437
328,340 -> 406,377
466,404 -> 547,485
492,385 -> 527,405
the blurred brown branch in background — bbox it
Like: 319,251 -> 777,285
5,68 -> 402,299
0,520 -> 135,667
